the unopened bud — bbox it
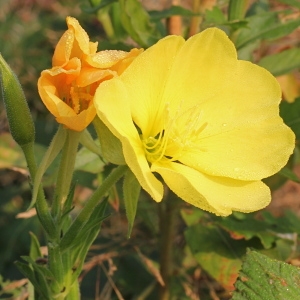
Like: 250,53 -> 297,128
0,54 -> 35,146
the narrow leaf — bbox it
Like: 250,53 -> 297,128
232,250 -> 300,299
258,48 -> 300,76
60,198 -> 108,252
123,169 -> 141,238
15,262 -> 50,300
236,12 -> 300,49
29,232 -> 42,261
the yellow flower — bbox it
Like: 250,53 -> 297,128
38,16 -> 142,131
95,28 -> 295,216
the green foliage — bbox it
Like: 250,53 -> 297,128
184,208 -> 300,290
258,48 -> 300,77
118,0 -> 162,47
149,5 -> 198,20
235,11 -> 300,49
280,98 -> 300,140
232,250 -> 300,300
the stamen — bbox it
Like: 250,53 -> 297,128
142,101 -> 207,164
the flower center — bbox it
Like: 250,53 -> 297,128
142,102 -> 207,164
64,85 -> 93,114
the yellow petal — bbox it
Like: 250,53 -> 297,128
87,50 -> 130,68
56,105 -> 96,132
52,17 -> 97,67
152,161 -> 271,216
52,29 -> 74,66
119,35 -> 185,137
95,79 -> 164,200
76,68 -> 115,87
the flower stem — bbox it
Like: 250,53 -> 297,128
51,130 -> 81,221
158,191 -> 179,300
60,164 -> 128,252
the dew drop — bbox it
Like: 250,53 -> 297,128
222,123 -> 227,127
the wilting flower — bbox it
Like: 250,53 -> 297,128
38,16 -> 142,131
95,28 -> 295,216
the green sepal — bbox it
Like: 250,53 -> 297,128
29,232 -> 42,261
79,129 -> 102,156
29,126 -> 66,210
123,169 -> 141,238
0,54 -> 35,147
93,116 -> 125,165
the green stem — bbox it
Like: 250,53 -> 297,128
52,130 -> 81,221
60,164 -> 128,252
158,191 -> 178,300
21,143 -> 56,239
48,243 -> 64,296
65,280 -> 80,300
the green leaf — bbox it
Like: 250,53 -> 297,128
258,48 -> 300,76
204,7 -> 248,31
215,215 -> 276,249
118,0 -> 162,47
123,169 -> 141,238
60,198 -> 108,252
185,223 -> 245,290
277,0 -> 300,8
280,97 -> 300,139
15,261 -> 50,300
204,6 -> 227,24
236,12 -> 300,49
29,232 -> 42,261
232,250 -> 300,299
149,5 -> 198,20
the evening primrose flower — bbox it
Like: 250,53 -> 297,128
38,16 -> 142,131
95,28 -> 295,216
